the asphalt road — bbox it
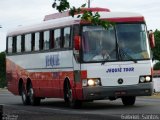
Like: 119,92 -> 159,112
0,89 -> 160,120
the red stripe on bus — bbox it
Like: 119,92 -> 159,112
6,58 -> 87,100
80,17 -> 145,24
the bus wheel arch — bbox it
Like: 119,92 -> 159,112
26,78 -> 41,106
63,78 -> 70,103
26,78 -> 32,92
63,78 -> 82,108
18,78 -> 24,95
18,78 -> 30,105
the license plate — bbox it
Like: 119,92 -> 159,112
115,91 -> 127,96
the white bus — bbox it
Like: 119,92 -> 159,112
6,7 -> 154,108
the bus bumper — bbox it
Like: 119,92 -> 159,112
82,83 -> 153,100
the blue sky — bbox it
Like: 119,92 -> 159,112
0,0 -> 159,52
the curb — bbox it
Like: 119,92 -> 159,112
0,88 -> 8,92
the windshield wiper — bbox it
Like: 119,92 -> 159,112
119,48 -> 137,63
101,56 -> 110,65
101,60 -> 107,65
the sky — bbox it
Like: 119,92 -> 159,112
0,0 -> 160,52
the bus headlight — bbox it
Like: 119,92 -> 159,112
82,78 -> 101,87
139,76 -> 152,83
88,79 -> 95,86
145,76 -> 151,82
139,76 -> 145,83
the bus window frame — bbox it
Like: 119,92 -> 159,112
12,36 -> 17,53
6,25 -> 74,56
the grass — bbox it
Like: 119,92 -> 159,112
151,92 -> 160,98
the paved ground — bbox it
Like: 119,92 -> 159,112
1,89 -> 160,120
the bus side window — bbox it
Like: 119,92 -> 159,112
7,37 -> 13,54
25,34 -> 32,52
16,35 -> 21,53
54,29 -> 61,49
35,32 -> 40,51
43,31 -> 50,50
63,27 -> 71,48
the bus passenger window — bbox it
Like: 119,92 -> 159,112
44,31 -> 50,50
7,37 -> 13,53
35,32 -> 40,51
54,29 -> 61,49
16,35 -> 21,53
25,34 -> 32,52
63,27 -> 71,48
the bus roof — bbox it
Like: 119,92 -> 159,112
44,7 -> 110,21
7,8 -> 144,36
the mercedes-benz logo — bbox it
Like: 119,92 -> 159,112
118,78 -> 123,84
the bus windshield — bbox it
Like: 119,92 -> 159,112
82,23 -> 150,62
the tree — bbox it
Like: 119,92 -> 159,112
152,29 -> 160,61
52,0 -> 113,29
0,52 -> 6,88
152,29 -> 160,70
153,62 -> 160,70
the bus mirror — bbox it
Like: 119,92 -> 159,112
74,35 -> 81,50
149,31 -> 155,48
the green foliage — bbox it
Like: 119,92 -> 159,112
0,52 -> 6,88
52,0 -> 113,29
152,29 -> 160,61
52,0 -> 70,12
153,62 -> 160,70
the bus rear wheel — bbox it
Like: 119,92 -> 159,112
21,84 -> 30,105
64,81 -> 82,109
121,96 -> 136,106
28,84 -> 41,106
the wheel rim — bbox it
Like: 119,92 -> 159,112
66,82 -> 73,102
21,85 -> 27,103
29,87 -> 34,103
21,90 -> 27,104
68,89 -> 72,102
22,91 -> 26,101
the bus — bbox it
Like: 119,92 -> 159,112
6,7 -> 155,108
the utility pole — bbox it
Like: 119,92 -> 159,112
88,0 -> 90,8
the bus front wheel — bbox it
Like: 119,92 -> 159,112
64,81 -> 82,108
28,84 -> 41,106
121,96 -> 136,106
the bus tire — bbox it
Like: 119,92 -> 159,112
21,84 -> 30,105
64,81 -> 82,109
121,96 -> 136,106
28,83 -> 41,106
